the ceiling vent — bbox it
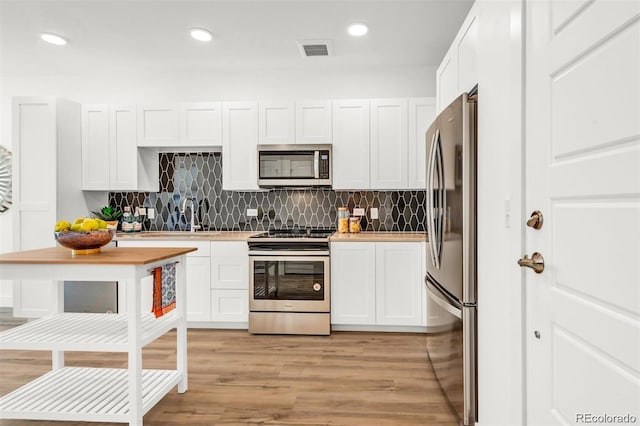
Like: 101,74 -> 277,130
297,39 -> 334,57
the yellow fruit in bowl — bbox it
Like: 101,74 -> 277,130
80,218 -> 99,232
70,223 -> 83,232
96,219 -> 107,229
54,220 -> 71,232
74,217 -> 85,225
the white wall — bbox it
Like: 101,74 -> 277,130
476,0 -> 525,425
0,65 -> 436,306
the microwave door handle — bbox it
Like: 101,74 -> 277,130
314,151 -> 320,178
426,130 -> 439,269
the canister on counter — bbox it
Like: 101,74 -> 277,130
337,207 -> 349,233
349,216 -> 361,233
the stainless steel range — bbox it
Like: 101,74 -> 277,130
247,228 -> 333,335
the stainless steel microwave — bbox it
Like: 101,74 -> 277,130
257,144 -> 332,188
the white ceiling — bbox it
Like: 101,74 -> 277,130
0,0 -> 473,76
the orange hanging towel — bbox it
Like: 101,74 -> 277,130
152,262 -> 177,318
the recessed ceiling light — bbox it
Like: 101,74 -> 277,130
348,23 -> 368,37
190,28 -> 213,42
40,33 -> 67,46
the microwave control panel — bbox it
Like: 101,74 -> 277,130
319,151 -> 330,179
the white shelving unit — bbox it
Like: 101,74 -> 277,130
0,246 -> 193,425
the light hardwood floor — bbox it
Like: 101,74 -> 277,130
0,329 -> 457,425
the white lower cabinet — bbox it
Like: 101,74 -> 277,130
210,242 -> 249,324
116,240 -> 211,322
375,242 -> 424,326
330,242 -> 376,325
211,289 -> 248,322
331,241 -> 426,329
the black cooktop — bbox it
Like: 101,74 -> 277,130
250,228 -> 336,239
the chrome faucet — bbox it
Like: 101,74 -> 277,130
180,197 -> 200,232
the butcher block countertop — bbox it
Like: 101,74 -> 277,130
115,231 -> 259,241
330,232 -> 427,242
0,246 -> 197,265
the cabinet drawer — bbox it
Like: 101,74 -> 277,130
117,239 -> 210,256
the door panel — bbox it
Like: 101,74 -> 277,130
525,1 -> 640,424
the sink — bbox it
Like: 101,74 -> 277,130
125,231 -> 221,239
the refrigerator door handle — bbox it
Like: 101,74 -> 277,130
426,130 -> 439,269
435,135 -> 446,266
425,274 -> 462,319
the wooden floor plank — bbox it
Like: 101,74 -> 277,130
0,328 -> 457,425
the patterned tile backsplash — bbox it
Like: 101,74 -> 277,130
109,153 -> 426,232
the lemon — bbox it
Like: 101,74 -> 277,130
81,218 -> 100,232
70,223 -> 83,232
96,219 -> 107,229
74,217 -> 85,225
54,220 -> 71,232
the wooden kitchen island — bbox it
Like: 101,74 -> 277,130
0,246 -> 196,425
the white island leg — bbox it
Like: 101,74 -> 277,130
51,280 -> 65,370
176,257 -> 188,393
126,276 -> 143,426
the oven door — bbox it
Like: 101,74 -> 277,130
249,254 -> 330,312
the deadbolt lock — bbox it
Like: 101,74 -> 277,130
526,211 -> 543,229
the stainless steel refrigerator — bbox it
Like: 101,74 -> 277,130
424,91 -> 477,426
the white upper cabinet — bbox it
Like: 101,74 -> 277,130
408,98 -> 437,189
137,104 -> 180,147
81,104 -> 158,191
259,101 -> 295,144
110,105 -> 157,192
436,4 -> 478,112
370,98 -> 408,189
179,102 -> 222,146
437,49 -> 459,113
222,101 -> 260,191
332,99 -> 370,190
457,13 -> 478,95
295,100 -> 332,144
81,104 -> 110,190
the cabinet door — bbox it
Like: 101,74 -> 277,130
222,101 -> 259,190
408,98 -> 437,189
375,242 -> 423,326
295,100 -> 332,144
330,242 -> 376,325
81,104 -> 110,190
370,98 -> 408,189
211,289 -> 248,322
137,104 -> 179,147
109,105 -> 138,190
456,12 -> 478,94
437,49 -> 458,113
180,102 -> 222,146
259,101 -> 295,144
211,242 -> 249,290
186,256 -> 212,322
13,97 -> 57,317
332,99 -> 370,190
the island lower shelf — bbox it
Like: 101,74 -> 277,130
0,367 -> 181,422
0,312 -> 180,352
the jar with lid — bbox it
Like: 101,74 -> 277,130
349,217 -> 361,233
337,207 -> 349,233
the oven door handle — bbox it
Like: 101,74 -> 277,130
249,250 -> 330,257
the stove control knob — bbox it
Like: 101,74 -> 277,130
313,283 -> 322,292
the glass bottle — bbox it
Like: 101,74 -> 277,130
337,207 -> 349,233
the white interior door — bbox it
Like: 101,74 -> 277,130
525,1 -> 640,424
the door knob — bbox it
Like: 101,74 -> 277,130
518,252 -> 544,273
526,211 -> 543,229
